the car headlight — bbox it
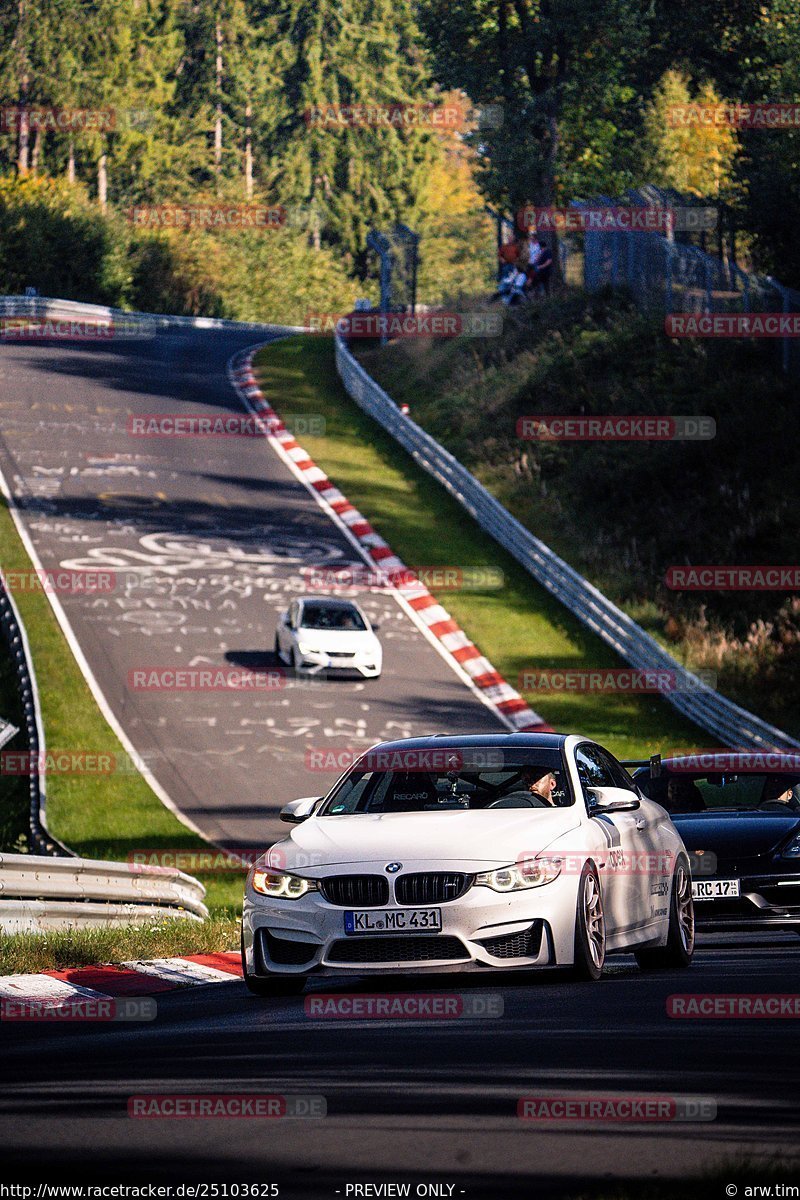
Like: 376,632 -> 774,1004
781,833 -> 800,859
251,870 -> 316,899
296,642 -> 316,656
475,858 -> 562,892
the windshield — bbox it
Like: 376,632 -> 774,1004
320,751 -> 572,814
300,604 -> 367,631
638,772 -> 800,815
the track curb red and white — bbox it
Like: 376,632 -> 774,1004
230,349 -> 552,735
0,952 -> 243,1007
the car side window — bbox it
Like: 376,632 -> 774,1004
596,748 -> 638,795
575,744 -> 615,804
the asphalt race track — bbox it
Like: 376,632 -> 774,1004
1,933 -> 799,1193
0,328 -> 503,847
2,330 -> 799,1197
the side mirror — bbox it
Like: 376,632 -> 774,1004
280,795 -> 322,824
371,621 -> 381,632
587,786 -> 641,814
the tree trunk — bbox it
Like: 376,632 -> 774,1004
214,18 -> 223,193
17,74 -> 29,175
244,98 -> 253,198
98,150 -> 108,209
15,1 -> 29,175
30,122 -> 41,174
541,110 -> 562,285
67,136 -> 75,183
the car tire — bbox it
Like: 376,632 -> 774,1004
634,860 -> 695,971
291,647 -> 301,675
273,633 -> 281,657
241,935 -> 307,997
570,863 -> 605,981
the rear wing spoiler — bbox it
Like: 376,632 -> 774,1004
621,753 -> 662,779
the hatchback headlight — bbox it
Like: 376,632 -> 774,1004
475,858 -> 562,892
781,833 -> 800,859
251,869 -> 316,899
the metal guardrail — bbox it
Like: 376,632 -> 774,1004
334,333 -> 800,754
0,292 -> 301,861
0,571 -> 69,856
0,294 -> 304,334
5,295 -> 796,753
0,852 -> 208,932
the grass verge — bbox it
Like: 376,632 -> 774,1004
0,497 -> 246,914
356,288 -> 799,737
0,913 -> 240,975
253,337 -> 710,759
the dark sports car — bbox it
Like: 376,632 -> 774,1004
630,752 -> 800,932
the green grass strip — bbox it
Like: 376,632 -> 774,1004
0,497 -> 245,914
0,913 -> 240,975
254,337 -> 712,759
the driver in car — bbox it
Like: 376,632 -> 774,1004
500,766 -> 559,807
759,776 -> 800,811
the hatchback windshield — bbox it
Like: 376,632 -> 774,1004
300,604 -> 367,631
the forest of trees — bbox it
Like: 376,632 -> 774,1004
0,0 -> 798,319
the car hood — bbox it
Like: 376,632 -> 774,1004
673,811 -> 800,859
269,809 -> 582,874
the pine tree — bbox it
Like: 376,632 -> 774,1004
253,0 -> 438,271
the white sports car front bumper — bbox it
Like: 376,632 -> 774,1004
242,870 -> 580,977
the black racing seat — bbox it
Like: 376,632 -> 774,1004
380,772 -> 440,813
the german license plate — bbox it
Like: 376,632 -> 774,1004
344,908 -> 442,934
692,878 -> 740,900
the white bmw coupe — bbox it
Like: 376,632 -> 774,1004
242,733 -> 695,993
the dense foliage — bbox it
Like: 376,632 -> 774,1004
0,0 -> 798,311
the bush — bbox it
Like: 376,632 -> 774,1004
0,175 -> 131,304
